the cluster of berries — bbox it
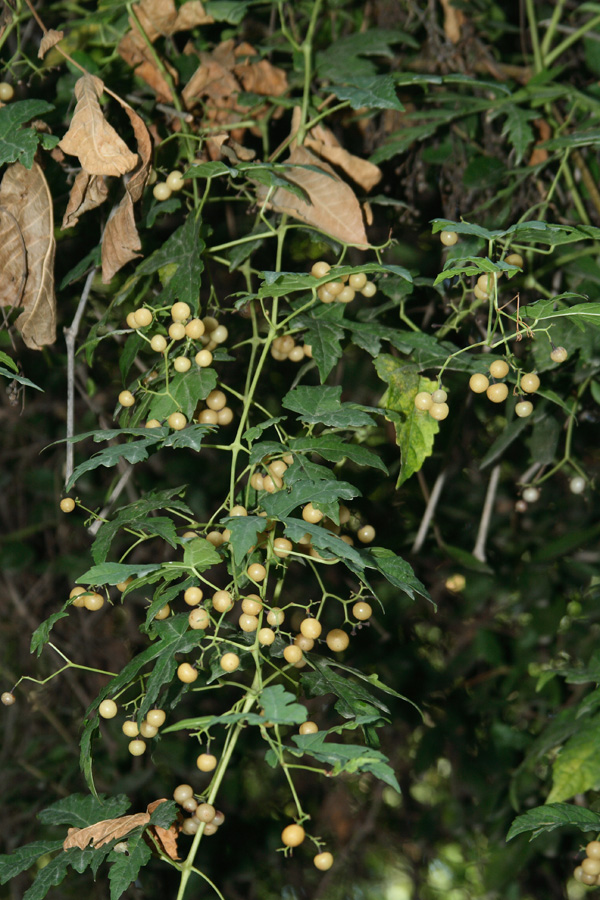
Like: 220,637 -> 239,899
310,261 -> 377,304
574,841 -> 600,886
469,360 -> 540,415
173,784 -> 226,836
271,334 -> 313,363
414,389 -> 449,421
151,169 -> 186,201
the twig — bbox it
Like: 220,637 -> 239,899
87,466 -> 136,536
412,469 -> 447,553
472,464 -> 501,562
517,460 -> 542,486
64,266 -> 96,487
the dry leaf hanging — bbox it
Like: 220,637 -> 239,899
101,105 -> 153,282
256,145 -> 369,248
62,799 -> 179,859
59,74 -> 138,176
304,122 -> 382,193
62,170 -> 108,229
0,162 -> 56,349
38,29 -> 64,59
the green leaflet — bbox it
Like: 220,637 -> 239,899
507,803 -> 600,842
547,714 -> 600,803
0,100 -> 55,167
375,354 -> 438,486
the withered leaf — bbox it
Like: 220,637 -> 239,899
63,812 -> 151,850
233,58 -> 288,97
257,146 -> 369,248
38,29 -> 64,59
0,162 -> 56,349
440,0 -> 464,44
101,193 -> 141,283
0,206 -> 26,308
101,106 -> 152,282
59,74 -> 138,176
145,799 -> 180,860
172,0 -> 213,32
304,122 -> 382,192
62,170 -> 108,229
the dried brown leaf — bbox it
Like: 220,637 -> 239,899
0,207 -> 26,308
182,58 -> 238,108
62,170 -> 108,229
257,146 -> 368,248
0,162 -> 56,349
233,58 -> 288,97
101,193 -> 141,283
145,800 -> 180,860
304,123 -> 382,192
59,74 -> 138,176
38,29 -> 64,59
133,0 -> 177,40
440,0 -> 464,44
171,0 -> 213,32
0,0 -> 15,41
101,106 -> 152,282
63,812 -> 151,850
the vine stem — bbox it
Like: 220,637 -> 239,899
176,669 -> 261,900
296,0 -> 324,146
64,266 -> 97,487
472,464 -> 501,563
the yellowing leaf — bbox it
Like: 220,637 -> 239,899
62,170 -> 108,229
257,145 -> 369,247
0,162 -> 56,349
59,74 -> 138,176
374,355 -> 438,487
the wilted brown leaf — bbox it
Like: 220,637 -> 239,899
0,0 -> 15,41
304,122 -> 382,192
172,0 -> 213,31
101,106 -> 152,282
0,162 -> 56,349
257,146 -> 368,247
0,207 -> 26,308
182,57 -> 238,109
440,0 -> 464,44
233,58 -> 288,97
62,170 -> 108,229
59,74 -> 138,176
63,812 -> 151,850
145,799 -> 180,860
38,29 -> 64,59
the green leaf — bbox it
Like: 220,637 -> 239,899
0,351 -> 17,372
0,100 -> 54,167
521,300 -> 600,324
30,609 -> 70,657
297,306 -> 345,381
79,718 -> 100,796
375,355 -> 439,486
0,366 -> 41,390
204,0 -> 251,24
290,435 -> 387,473
260,685 -> 307,724
507,803 -> 600,842
108,832 -> 152,900
243,416 -> 286,442
327,75 -> 403,110
67,438 -> 159,490
302,657 -> 389,719
282,385 -> 376,427
38,794 -> 131,827
77,561 -> 162,585
289,732 -> 400,792
502,105 -> 535,165
220,515 -> 268,563
183,537 -> 222,570
0,841 -> 64,884
148,367 -> 218,421
22,850 -> 75,900
261,476 -> 359,520
258,262 -> 411,299
184,160 -> 233,178
281,517 -> 365,572
364,547 -> 431,603
135,212 -> 204,310
162,423 -> 212,450
547,715 -> 600,803
479,417 -> 530,469
149,800 -> 178,829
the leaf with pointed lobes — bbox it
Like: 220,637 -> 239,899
59,75 -> 138,176
0,161 -> 56,348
